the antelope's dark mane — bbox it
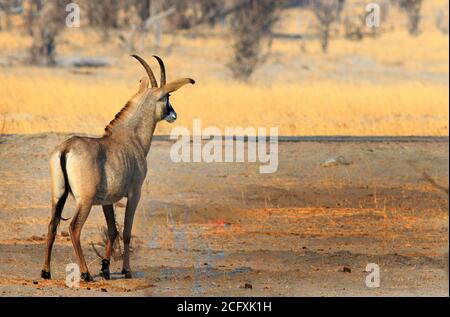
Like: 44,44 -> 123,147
103,101 -> 132,136
103,91 -> 147,136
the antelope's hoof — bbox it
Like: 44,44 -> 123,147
121,269 -> 132,279
41,270 -> 51,279
100,259 -> 110,280
81,272 -> 94,282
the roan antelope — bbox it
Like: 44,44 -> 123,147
41,55 -> 194,281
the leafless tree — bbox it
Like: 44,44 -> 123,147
343,0 -> 389,40
121,0 -> 176,53
228,0 -> 280,81
23,0 -> 43,35
311,0 -> 345,53
0,0 -> 23,30
83,0 -> 120,40
435,4 -> 449,34
159,0 -> 226,30
134,0 -> 151,24
0,0 -> 12,30
397,0 -> 423,35
29,0 -> 70,66
196,0 -> 226,27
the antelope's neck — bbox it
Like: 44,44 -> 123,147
135,117 -> 157,155
125,102 -> 158,155
108,105 -> 158,156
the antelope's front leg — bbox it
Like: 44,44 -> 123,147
121,189 -> 141,279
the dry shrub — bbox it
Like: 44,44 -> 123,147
91,221 -> 139,261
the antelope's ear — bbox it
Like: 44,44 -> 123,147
154,78 -> 195,100
138,77 -> 149,93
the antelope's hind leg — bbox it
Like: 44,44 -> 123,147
41,191 -> 68,279
99,204 -> 118,280
69,199 -> 94,282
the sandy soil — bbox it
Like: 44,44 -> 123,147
0,133 -> 448,296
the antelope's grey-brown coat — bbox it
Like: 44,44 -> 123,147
41,55 -> 194,281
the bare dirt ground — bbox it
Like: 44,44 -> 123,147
0,133 -> 448,296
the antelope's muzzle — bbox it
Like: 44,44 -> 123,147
164,100 -> 177,123
165,110 -> 177,123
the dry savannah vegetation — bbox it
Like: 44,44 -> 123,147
0,0 -> 448,136
0,0 -> 448,297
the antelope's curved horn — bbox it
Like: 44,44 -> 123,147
152,55 -> 166,86
130,54 -> 158,88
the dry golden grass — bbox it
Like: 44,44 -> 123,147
0,1 -> 448,136
0,72 -> 447,136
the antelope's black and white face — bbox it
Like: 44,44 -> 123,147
131,54 -> 194,124
154,94 -> 177,123
163,95 -> 177,123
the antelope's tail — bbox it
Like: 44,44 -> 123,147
50,147 -> 72,222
